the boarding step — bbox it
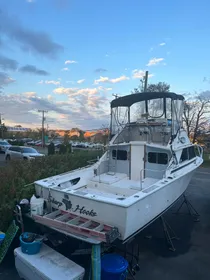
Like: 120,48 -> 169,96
33,210 -> 120,243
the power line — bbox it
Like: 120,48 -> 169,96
38,110 -> 48,147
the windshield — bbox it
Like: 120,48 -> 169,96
21,147 -> 38,153
0,141 -> 9,145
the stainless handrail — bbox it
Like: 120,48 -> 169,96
139,168 -> 165,190
195,144 -> 203,158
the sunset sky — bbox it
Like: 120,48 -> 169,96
0,0 -> 210,129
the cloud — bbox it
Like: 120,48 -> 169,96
77,79 -> 85,84
61,67 -> 69,71
0,55 -> 18,71
149,42 -> 166,52
45,80 -> 60,85
146,58 -> 164,66
53,87 -> 76,95
23,91 -> 36,97
53,87 -> 99,96
0,9 -> 63,58
0,72 -> 15,91
19,64 -> 49,75
38,80 -> 60,85
47,94 -> 53,101
94,75 -> 129,85
94,68 -> 107,73
65,60 -> 77,64
77,88 -> 98,95
53,86 -> 112,100
1,87 -> 110,129
132,69 -> 154,79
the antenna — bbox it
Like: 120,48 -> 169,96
112,93 -> 119,99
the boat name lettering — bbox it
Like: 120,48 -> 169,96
73,205 -> 97,217
50,197 -> 97,217
50,197 -> 62,207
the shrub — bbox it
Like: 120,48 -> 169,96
48,142 -> 55,155
8,140 -> 24,146
59,144 -> 67,154
0,150 -> 103,231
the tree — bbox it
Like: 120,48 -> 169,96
146,82 -> 170,92
183,92 -> 210,143
70,135 -> 79,141
100,124 -> 109,145
132,81 -> 171,119
78,130 -> 85,141
132,81 -> 170,93
0,123 -> 7,139
63,130 -> 70,144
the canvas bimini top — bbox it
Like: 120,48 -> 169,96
110,92 -> 184,108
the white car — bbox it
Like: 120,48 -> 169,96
0,140 -> 11,153
5,146 -> 45,161
88,143 -> 95,149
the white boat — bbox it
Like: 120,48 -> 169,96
34,92 -> 203,241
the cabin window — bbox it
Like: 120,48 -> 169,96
180,146 -> 196,163
148,152 -> 156,163
180,148 -> 188,162
188,146 -> 196,160
148,152 -> 168,165
112,150 -> 127,160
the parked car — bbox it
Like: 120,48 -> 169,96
0,140 -> 11,153
71,142 -> 78,147
88,143 -> 96,149
5,146 -> 45,161
94,143 -> 104,149
27,140 -> 35,146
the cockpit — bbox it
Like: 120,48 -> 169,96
110,92 -> 184,145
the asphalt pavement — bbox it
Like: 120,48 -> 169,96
0,153 -> 6,166
0,168 -> 210,280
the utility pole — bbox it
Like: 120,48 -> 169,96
38,110 -> 48,148
144,71 -> 149,92
0,113 -> 4,139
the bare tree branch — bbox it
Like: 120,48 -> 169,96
183,92 -> 210,143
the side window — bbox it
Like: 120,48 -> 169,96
148,152 -> 156,163
12,147 -> 21,152
148,152 -> 168,165
180,146 -> 196,163
158,153 -> 168,164
180,148 -> 188,162
189,146 -> 196,160
112,150 -> 127,160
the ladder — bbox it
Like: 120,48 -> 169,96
33,210 -> 120,244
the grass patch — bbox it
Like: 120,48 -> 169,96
0,150 -> 103,231
201,153 -> 210,167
